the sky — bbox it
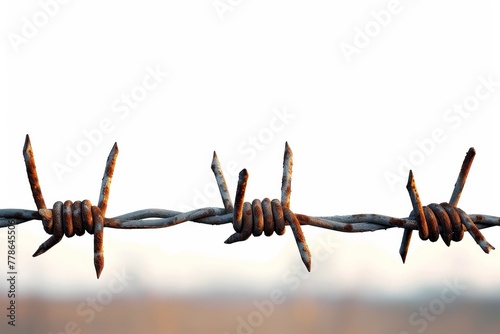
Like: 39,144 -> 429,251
1,0 -> 500,301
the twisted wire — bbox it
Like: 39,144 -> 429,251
1,135 -> 499,279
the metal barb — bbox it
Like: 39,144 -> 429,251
224,169 -> 249,243
211,152 -> 234,213
92,206 -> 104,279
1,136 -> 499,279
23,136 -> 117,278
450,148 -> 475,206
98,142 -> 118,217
221,142 -> 311,271
23,134 -> 47,210
399,147 -> 492,263
281,142 -> 293,208
281,142 -> 311,271
406,170 -> 428,240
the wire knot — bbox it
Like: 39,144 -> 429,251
23,135 -> 118,278
400,153 -> 495,263
409,202 -> 493,252
409,202 -> 464,245
225,198 -> 288,242
38,200 -> 101,239
213,143 -> 312,271
34,200 -> 105,277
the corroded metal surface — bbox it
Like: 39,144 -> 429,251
21,135 -> 116,278
1,135 -> 499,279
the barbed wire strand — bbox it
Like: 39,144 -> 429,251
1,134 -> 499,279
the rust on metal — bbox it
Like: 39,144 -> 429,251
388,217 -> 405,227
262,198 -> 274,236
19,136 -> 116,278
440,202 -> 464,242
251,199 -> 264,237
223,143 -> 311,269
450,147 -> 475,206
71,200 -> 85,236
271,199 -> 286,235
423,207 -> 440,242
284,207 -> 311,272
232,169 -> 248,233
398,146 -> 486,262
427,203 -> 452,246
343,224 -> 353,232
281,141 -> 293,209
23,135 -> 46,210
1,135 -> 499,279
211,152 -> 234,213
399,229 -> 412,263
457,207 -> 494,253
98,142 -> 118,217
406,171 -> 429,240
92,206 -> 104,279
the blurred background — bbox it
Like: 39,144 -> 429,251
1,0 -> 500,333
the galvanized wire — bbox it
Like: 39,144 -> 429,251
1,135 -> 499,279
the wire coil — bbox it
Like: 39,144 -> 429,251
34,200 -> 105,278
410,202 -> 465,245
226,198 -> 287,241
38,200 -> 99,238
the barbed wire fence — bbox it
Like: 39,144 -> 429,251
0,135 -> 498,278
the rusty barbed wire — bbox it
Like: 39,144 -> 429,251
0,135 -> 499,279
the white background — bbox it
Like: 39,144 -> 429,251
1,0 -> 500,300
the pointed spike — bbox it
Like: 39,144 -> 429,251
284,208 -> 311,272
32,234 -> 61,257
449,147 -> 476,207
444,238 -> 451,247
224,233 -> 243,244
32,245 -> 46,257
95,257 -> 104,279
457,208 -> 495,254
211,150 -> 234,213
406,170 -> 429,240
399,229 -> 413,263
232,169 -> 248,232
92,206 -> 105,279
405,170 -> 414,190
300,243 -> 312,272
281,142 -> 293,208
98,142 -> 119,216
23,134 -> 31,150
23,134 -> 47,210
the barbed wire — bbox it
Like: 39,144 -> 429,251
0,135 -> 498,278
